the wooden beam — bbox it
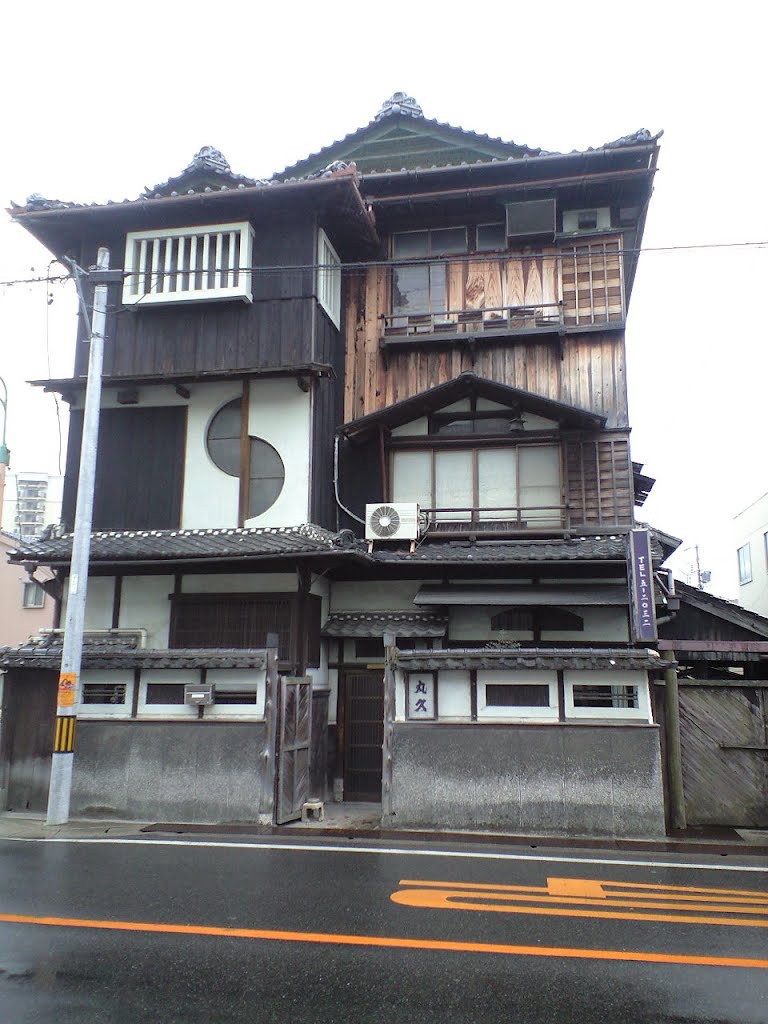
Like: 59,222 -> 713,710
238,379 -> 250,528
658,640 -> 768,653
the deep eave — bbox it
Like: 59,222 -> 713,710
340,372 -> 606,441
10,172 -> 379,262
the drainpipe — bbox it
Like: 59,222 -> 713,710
0,375 -> 10,528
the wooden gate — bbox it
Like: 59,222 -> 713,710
275,676 -> 312,825
3,670 -> 57,812
679,683 -> 768,827
343,671 -> 384,801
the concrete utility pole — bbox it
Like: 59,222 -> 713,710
46,248 -> 110,826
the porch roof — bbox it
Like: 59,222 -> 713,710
322,612 -> 448,638
372,535 -> 664,565
6,524 -> 368,569
395,647 -> 668,672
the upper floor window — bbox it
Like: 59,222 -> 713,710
122,222 -> 255,306
317,229 -> 341,328
392,227 -> 468,320
737,543 -> 753,585
391,444 -> 561,527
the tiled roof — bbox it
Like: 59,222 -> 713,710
373,536 -> 661,565
322,612 -> 448,638
0,636 -> 268,671
396,646 -> 667,672
8,524 -> 368,567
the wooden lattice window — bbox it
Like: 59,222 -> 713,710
170,595 -> 293,659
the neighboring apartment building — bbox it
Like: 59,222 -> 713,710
734,491 -> 768,617
0,532 -> 54,646
0,94 -> 673,834
0,472 -> 64,541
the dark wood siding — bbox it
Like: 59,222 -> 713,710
74,218 -> 317,379
564,433 -> 633,528
63,406 -> 186,531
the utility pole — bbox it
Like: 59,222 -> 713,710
46,248 -> 110,825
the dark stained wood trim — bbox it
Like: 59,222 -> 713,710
556,670 -> 566,722
111,575 -> 123,630
130,667 -> 141,719
470,669 -> 478,722
294,567 -> 311,676
378,424 -> 388,501
238,379 -> 250,528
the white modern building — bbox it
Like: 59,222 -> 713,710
734,491 -> 768,617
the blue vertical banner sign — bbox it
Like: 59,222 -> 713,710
628,528 -> 657,642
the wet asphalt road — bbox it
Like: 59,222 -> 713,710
1,834 -> 767,1023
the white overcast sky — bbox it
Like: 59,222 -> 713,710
1,0 -> 766,598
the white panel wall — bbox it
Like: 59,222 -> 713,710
330,581 -> 425,612
245,379 -> 311,529
181,573 -> 296,594
80,577 -> 114,631
119,576 -> 174,647
182,382 -> 241,529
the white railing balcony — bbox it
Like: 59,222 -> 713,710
122,222 -> 255,306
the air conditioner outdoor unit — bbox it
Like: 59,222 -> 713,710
365,502 -> 420,541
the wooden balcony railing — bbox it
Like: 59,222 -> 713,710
382,302 -> 563,340
421,504 -> 569,537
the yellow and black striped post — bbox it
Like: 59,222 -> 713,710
53,714 -> 77,754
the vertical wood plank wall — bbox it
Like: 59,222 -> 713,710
343,236 -> 628,428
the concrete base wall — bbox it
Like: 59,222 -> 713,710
390,723 -> 665,837
71,721 -> 266,823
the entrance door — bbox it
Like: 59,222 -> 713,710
4,670 -> 57,812
275,676 -> 312,824
343,671 -> 384,801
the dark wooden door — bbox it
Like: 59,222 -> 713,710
4,670 -> 57,812
275,676 -> 312,824
343,671 -> 384,801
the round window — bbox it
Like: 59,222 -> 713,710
206,399 -> 285,518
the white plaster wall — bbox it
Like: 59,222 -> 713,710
119,576 -> 174,647
542,606 -> 629,642
245,379 -> 311,529
137,668 -> 202,718
563,669 -> 651,722
435,669 -> 471,719
79,577 -> 114,631
330,580 -> 426,612
477,669 -> 559,720
181,382 -> 241,529
181,573 -> 297,594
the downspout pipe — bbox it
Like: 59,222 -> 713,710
333,433 -> 365,525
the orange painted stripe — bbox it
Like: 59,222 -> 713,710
390,889 -> 768,927
0,912 -> 766,970
399,878 -> 768,901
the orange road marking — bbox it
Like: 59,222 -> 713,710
0,912 -> 766,970
392,877 -> 768,928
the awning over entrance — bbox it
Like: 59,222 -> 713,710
322,611 -> 447,638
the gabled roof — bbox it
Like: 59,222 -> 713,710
276,92 -> 661,181
143,145 -> 263,197
673,579 -> 768,639
276,92 -> 543,179
340,372 -> 606,440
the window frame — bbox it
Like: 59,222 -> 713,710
21,580 -> 45,609
476,670 -> 559,721
563,671 -> 652,722
317,228 -> 342,328
737,543 -> 753,585
77,671 -> 134,719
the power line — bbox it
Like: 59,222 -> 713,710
0,238 -> 767,290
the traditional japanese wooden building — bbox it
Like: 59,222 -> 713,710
0,94 -> 674,835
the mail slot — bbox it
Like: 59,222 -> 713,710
184,684 -> 213,706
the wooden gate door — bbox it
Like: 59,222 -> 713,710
275,676 -> 312,825
679,683 -> 768,827
343,671 -> 384,801
4,670 -> 57,812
